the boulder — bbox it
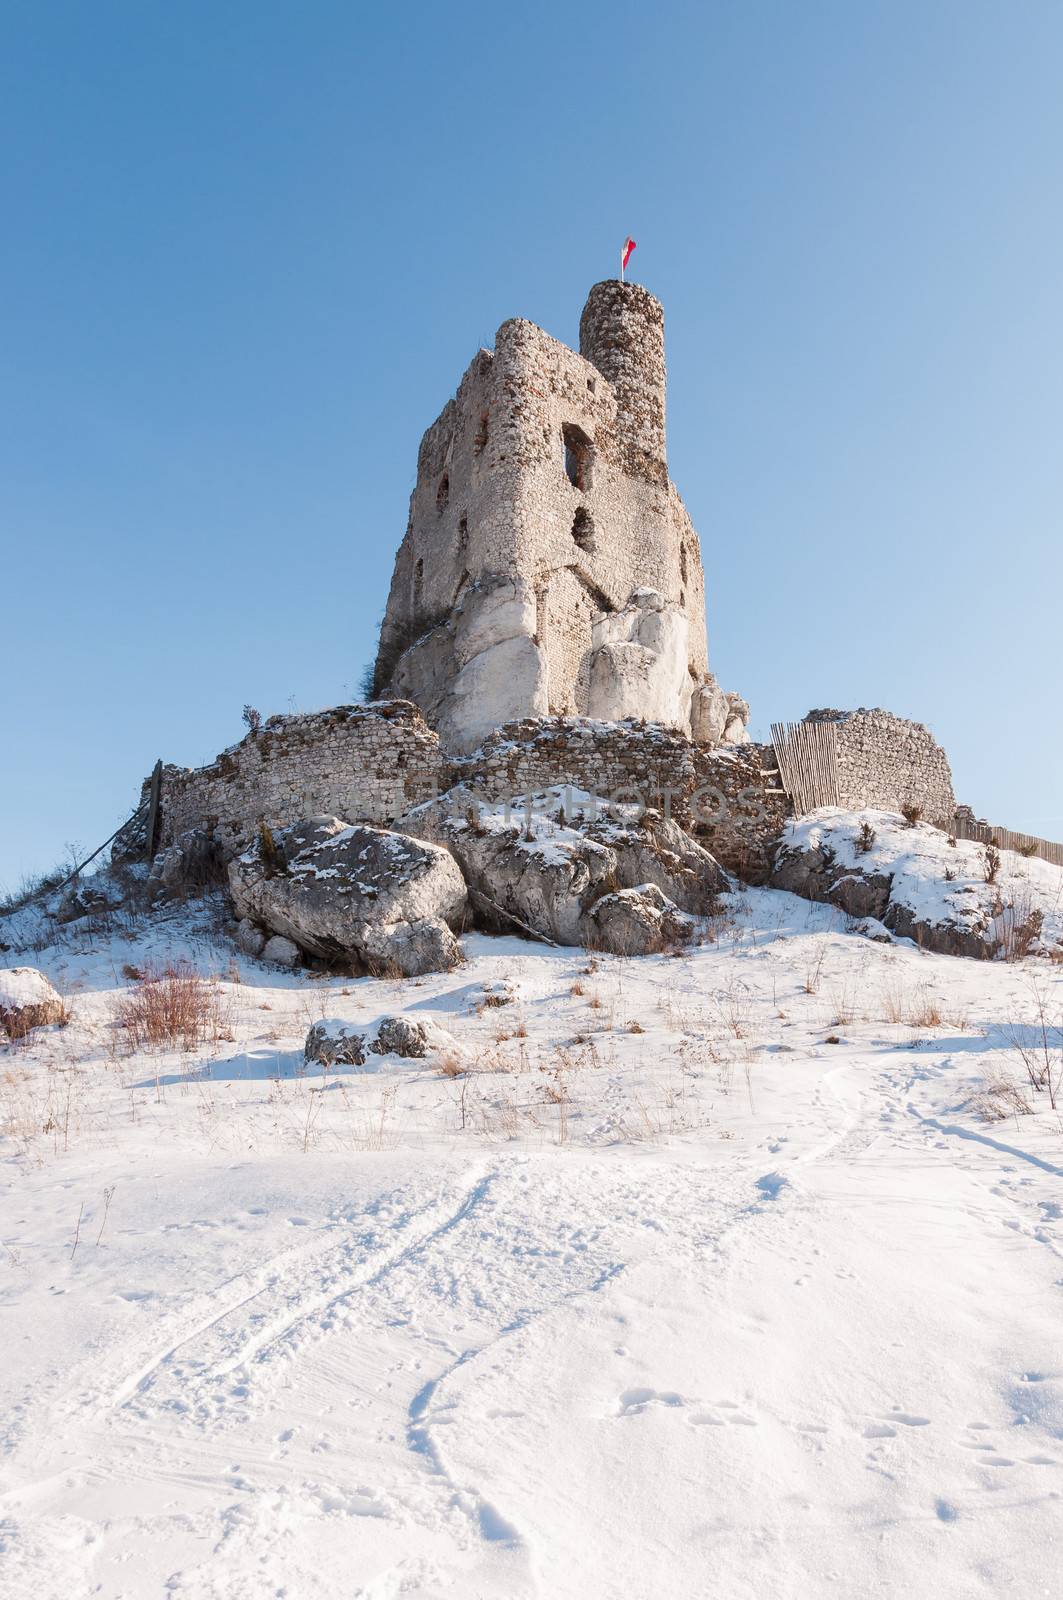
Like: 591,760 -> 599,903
388,575 -> 549,756
304,1019 -> 368,1067
228,816 -> 466,977
404,787 -> 618,945
148,828 -> 220,900
597,810 -> 726,914
0,968 -> 66,1039
262,934 -> 301,967
372,1016 -> 434,1058
690,675 -> 751,747
583,884 -> 695,956
770,843 -> 892,922
235,919 -> 267,958
304,1014 -> 456,1069
56,878 -> 121,924
690,677 -> 730,744
404,785 -> 724,948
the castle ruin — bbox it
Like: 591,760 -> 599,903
127,276 -> 981,897
372,280 -> 747,753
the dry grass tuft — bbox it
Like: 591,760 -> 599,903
116,962 -> 231,1052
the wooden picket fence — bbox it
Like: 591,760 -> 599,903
947,813 -> 1063,870
769,721 -> 840,816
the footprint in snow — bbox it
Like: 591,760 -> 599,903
864,1412 -> 931,1438
617,1388 -> 685,1416
689,1401 -> 758,1428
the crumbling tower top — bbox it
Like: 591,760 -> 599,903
579,280 -> 667,486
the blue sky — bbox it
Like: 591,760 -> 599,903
3,0 -> 1061,890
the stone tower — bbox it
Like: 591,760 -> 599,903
373,280 -> 744,754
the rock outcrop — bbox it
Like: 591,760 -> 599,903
147,828 -> 220,899
388,577 -> 549,757
690,674 -> 750,746
769,810 -> 1062,960
583,884 -> 695,955
586,589 -> 690,728
404,785 -> 724,949
228,817 -> 467,976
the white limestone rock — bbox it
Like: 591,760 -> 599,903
691,675 -> 750,746
391,577 -> 548,756
262,935 -> 300,968
587,589 -> 691,729
235,919 -> 267,958
228,816 -> 466,977
404,784 -> 724,949
583,884 -> 695,956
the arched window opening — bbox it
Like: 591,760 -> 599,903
572,507 -> 596,553
436,474 -> 449,513
458,513 -> 469,551
562,423 -> 593,491
474,412 -> 489,454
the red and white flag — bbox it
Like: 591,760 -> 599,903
620,236 -> 636,279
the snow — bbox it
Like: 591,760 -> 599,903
1,880 -> 1062,1596
0,966 -> 59,1010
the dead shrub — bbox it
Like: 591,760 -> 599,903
879,979 -> 908,1025
908,987 -> 943,1028
983,845 -> 1001,885
901,803 -> 922,828
997,894 -> 1043,962
974,1070 -> 1032,1122
116,962 -> 229,1051
1004,984 -> 1062,1109
855,820 -> 877,854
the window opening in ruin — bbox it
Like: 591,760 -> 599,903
413,557 -> 424,607
458,513 -> 469,551
587,377 -> 596,394
436,474 -> 449,512
562,423 -> 593,491
474,412 -> 489,454
571,507 -> 596,553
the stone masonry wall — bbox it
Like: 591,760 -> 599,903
457,718 -> 789,878
147,702 -> 789,881
154,703 -> 448,855
804,708 -> 956,823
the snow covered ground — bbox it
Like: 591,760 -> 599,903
1,886 -> 1062,1597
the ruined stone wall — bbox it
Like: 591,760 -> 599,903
375,282 -> 711,753
458,717 -> 789,878
804,708 -> 956,823
149,704 -> 787,881
155,703 -> 447,855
